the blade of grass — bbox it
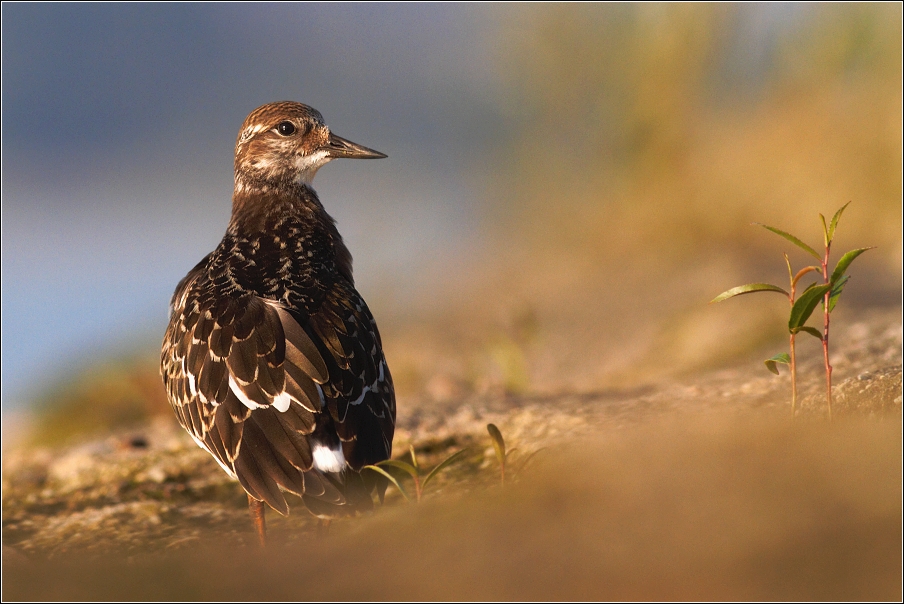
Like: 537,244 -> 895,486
755,224 -> 821,260
408,444 -> 419,470
363,465 -> 410,501
513,447 -> 546,477
710,283 -> 789,303
487,423 -> 506,464
374,459 -> 419,480
422,448 -> 469,488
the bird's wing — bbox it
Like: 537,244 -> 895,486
161,265 -> 345,515
306,279 -> 396,471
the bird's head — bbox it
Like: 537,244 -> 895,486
234,101 -> 386,187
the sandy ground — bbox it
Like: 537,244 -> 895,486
2,307 -> 901,600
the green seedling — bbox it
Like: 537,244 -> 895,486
487,423 -> 508,485
364,445 -> 468,503
712,255 -> 822,416
487,423 -> 544,485
712,202 -> 871,420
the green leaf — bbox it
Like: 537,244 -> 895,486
375,459 -> 419,480
797,326 -> 824,340
828,274 -> 850,313
710,283 -> 789,304
408,444 -> 419,471
487,423 -> 506,464
789,283 -> 832,330
423,448 -> 469,488
830,248 -> 873,284
828,202 -> 851,244
819,213 -> 829,247
363,465 -> 410,501
755,224 -> 821,260
764,353 -> 791,375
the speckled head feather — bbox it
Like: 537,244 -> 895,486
235,101 -> 385,189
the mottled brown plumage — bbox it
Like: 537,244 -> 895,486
160,102 -> 394,537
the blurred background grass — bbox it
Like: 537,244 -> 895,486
489,3 -> 901,267
2,3 -> 900,443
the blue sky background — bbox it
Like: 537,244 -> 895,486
2,4 -> 508,407
3,4 -> 899,410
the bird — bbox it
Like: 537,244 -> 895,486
160,101 -> 395,545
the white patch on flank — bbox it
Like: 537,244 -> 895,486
312,443 -> 346,473
189,433 -> 236,477
295,150 -> 332,184
272,391 -> 291,413
229,375 -> 266,409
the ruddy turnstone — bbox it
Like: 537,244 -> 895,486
160,101 -> 395,545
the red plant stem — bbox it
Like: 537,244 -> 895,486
790,333 -> 797,417
788,280 -> 797,418
822,248 -> 833,421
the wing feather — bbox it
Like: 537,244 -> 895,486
161,254 -> 394,517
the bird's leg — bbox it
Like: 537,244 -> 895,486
248,494 -> 267,548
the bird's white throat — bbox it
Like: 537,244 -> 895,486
295,150 -> 332,184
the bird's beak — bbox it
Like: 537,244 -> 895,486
325,133 -> 387,159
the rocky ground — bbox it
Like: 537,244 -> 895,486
2,306 -> 901,599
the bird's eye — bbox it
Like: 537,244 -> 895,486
276,121 -> 297,136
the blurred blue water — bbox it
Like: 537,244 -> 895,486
1,4 -> 503,408
1,4 -> 827,409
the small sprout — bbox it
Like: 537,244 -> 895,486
486,423 -> 543,484
364,445 -> 468,503
764,353 -> 791,375
487,423 -> 507,485
363,464 -> 410,501
714,203 -> 872,420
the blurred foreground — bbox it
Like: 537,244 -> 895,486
4,308 -> 901,600
4,418 -> 900,600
